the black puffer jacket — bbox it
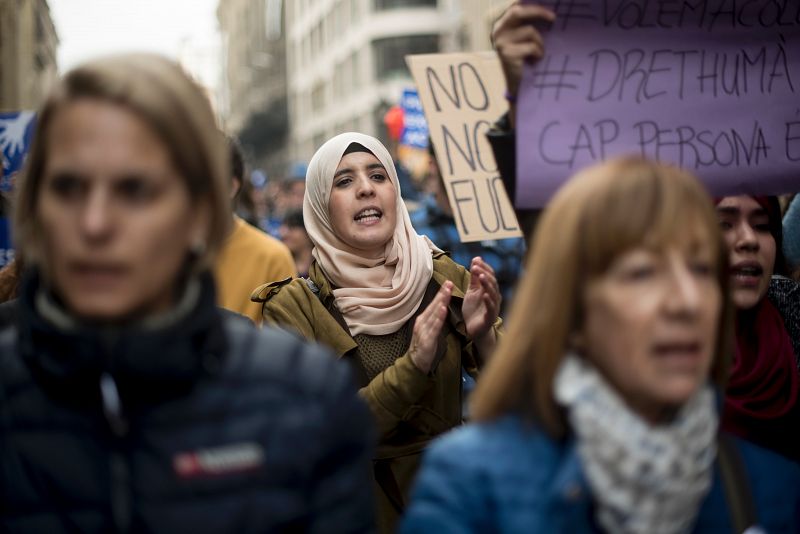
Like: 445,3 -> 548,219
0,271 -> 374,533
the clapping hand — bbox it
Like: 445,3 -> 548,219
462,258 -> 501,357
409,282 -> 453,374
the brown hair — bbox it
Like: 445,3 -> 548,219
14,53 -> 230,271
471,157 -> 733,437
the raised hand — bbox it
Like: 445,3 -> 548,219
492,2 -> 555,127
409,281 -> 453,374
462,257 -> 501,345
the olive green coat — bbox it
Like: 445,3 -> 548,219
252,252 -> 502,532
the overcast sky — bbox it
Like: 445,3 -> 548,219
49,0 -> 221,75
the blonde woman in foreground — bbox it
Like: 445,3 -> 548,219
0,54 -> 373,532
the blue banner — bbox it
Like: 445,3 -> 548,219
1,111 -> 36,266
400,88 -> 428,150
1,111 -> 37,192
0,218 -> 13,268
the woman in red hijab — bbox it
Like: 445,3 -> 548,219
717,195 -> 800,461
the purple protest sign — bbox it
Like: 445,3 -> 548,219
517,1 -> 800,208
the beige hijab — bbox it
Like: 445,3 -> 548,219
303,132 -> 439,336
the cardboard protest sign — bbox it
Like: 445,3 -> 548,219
517,1 -> 800,208
407,52 -> 522,242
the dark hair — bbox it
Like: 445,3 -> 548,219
764,196 -> 789,276
283,209 -> 305,230
227,136 -> 244,183
427,136 -> 436,158
343,142 -> 372,156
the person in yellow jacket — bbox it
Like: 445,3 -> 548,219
214,138 -> 296,323
254,132 -> 503,532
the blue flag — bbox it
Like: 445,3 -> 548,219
400,89 -> 428,150
1,111 -> 37,192
0,218 -> 12,268
0,111 -> 36,266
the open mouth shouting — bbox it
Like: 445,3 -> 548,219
354,207 -> 383,225
731,261 -> 763,288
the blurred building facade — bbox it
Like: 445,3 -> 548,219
177,36 -> 223,120
217,0 -> 512,173
285,0 -> 466,163
0,0 -> 59,112
217,0 -> 289,177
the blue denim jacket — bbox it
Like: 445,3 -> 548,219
402,415 -> 800,533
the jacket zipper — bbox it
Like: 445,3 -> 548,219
100,372 -> 132,533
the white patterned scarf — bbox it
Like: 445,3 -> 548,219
553,354 -> 718,534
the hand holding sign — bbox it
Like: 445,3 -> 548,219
492,2 -> 555,129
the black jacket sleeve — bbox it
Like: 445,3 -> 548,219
486,112 -> 542,244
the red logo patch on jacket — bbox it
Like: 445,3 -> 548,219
173,442 -> 265,479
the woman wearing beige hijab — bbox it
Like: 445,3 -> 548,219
257,132 -> 502,532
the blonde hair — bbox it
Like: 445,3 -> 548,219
14,53 -> 230,271
471,157 -> 733,437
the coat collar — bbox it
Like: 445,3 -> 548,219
17,269 -> 228,408
542,436 -> 597,530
